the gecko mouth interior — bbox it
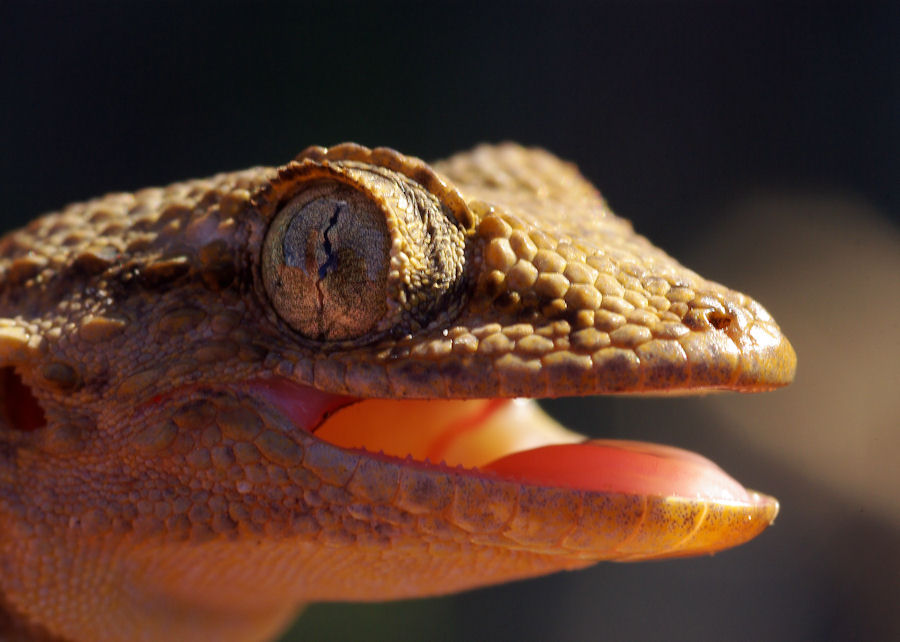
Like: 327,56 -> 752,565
255,378 -> 768,506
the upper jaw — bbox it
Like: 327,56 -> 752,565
299,288 -> 796,400
244,142 -> 796,401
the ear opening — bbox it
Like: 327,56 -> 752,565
0,366 -> 46,432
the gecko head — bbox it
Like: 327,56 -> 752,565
0,144 -> 794,638
181,142 -> 792,599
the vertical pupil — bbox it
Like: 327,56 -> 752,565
281,198 -> 349,281
317,202 -> 345,279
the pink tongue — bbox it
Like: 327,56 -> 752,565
482,440 -> 752,503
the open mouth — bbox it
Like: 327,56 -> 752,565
250,376 -> 778,562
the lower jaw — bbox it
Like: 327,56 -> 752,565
250,378 -> 779,561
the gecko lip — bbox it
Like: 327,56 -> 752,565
251,377 -> 776,509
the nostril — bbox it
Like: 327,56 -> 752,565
1,367 -> 46,431
707,311 -> 733,331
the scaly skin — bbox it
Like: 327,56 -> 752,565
0,143 -> 795,641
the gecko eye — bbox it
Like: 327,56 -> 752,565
259,149 -> 470,345
262,182 -> 391,341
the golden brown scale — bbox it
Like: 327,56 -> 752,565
0,144 -> 795,642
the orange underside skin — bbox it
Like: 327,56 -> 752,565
130,383 -> 777,619
0,381 -> 780,642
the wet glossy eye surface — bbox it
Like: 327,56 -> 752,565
262,183 -> 390,341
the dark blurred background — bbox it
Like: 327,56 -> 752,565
2,2 -> 897,641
